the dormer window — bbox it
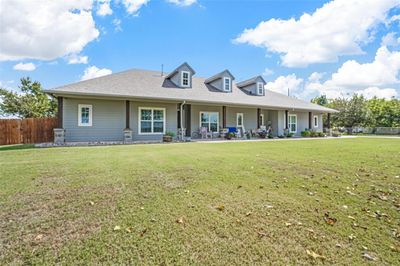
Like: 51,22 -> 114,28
223,77 -> 231,92
257,82 -> 264,95
181,71 -> 190,87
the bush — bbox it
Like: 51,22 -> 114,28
309,131 -> 318,137
286,133 -> 294,138
332,131 -> 341,137
278,135 -> 285,138
301,130 -> 311,137
267,134 -> 274,139
165,131 -> 175,137
317,132 -> 325,137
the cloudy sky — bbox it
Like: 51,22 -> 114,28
0,0 -> 399,100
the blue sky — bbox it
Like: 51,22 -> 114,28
0,0 -> 399,99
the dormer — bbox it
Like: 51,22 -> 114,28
237,76 -> 266,96
165,62 -> 196,88
204,70 -> 235,93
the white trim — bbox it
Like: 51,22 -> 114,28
236,113 -> 244,127
223,77 -> 231,92
257,82 -> 264,95
259,113 -> 264,126
78,104 -> 92,127
199,111 -> 219,133
181,71 -> 190,87
313,115 -> 318,128
138,107 -> 166,135
288,114 -> 297,133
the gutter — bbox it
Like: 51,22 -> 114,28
180,101 -> 186,140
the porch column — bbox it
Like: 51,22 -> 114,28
123,100 -> 132,143
185,104 -> 191,137
327,113 -> 331,129
57,96 -> 63,128
257,108 -> 261,128
308,112 -> 312,130
285,110 -> 289,129
222,106 -> 226,128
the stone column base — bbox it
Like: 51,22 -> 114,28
53,128 -> 65,144
123,128 -> 133,143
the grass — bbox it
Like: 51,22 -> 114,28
0,138 -> 399,265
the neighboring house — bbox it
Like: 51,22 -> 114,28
44,62 -> 337,143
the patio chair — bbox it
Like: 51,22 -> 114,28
200,127 -> 213,139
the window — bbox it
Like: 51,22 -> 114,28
314,115 -> 318,128
288,114 -> 297,133
139,107 -> 165,134
78,104 -> 92,126
223,77 -> 231,91
237,113 -> 244,127
257,82 -> 264,95
181,71 -> 190,87
200,112 -> 219,132
259,113 -> 264,126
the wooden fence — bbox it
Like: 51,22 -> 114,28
0,118 -> 58,145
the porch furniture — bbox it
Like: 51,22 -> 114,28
200,127 -> 213,139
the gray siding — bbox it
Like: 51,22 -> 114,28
226,106 -> 257,130
241,76 -> 265,96
208,70 -> 234,92
63,98 -> 125,142
129,101 -> 178,141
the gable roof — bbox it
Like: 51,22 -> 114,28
45,69 -> 337,113
205,69 -> 235,84
237,75 -> 266,88
164,62 -> 196,79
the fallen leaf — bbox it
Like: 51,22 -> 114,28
285,222 -> 292,227
265,205 -> 274,209
34,234 -> 43,241
335,243 -> 342,248
89,201 -> 94,206
362,252 -> 377,261
113,226 -> 121,231
215,205 -> 225,211
125,227 -> 132,233
246,212 -> 252,217
347,215 -> 356,220
324,213 -> 337,225
176,217 -> 184,224
348,234 -> 356,240
140,228 -> 147,237
257,231 -> 268,238
306,249 -> 325,260
342,205 -> 348,209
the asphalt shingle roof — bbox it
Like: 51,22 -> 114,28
45,69 -> 337,113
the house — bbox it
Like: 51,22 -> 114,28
44,62 -> 337,143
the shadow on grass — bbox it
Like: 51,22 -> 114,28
0,144 -> 35,151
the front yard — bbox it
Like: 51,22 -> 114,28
0,138 -> 399,264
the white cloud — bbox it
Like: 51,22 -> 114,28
167,0 -> 197,7
67,54 -> 88,64
97,0 -> 113,16
112,18 -> 122,32
262,68 -> 274,76
81,66 -> 112,81
235,0 -> 399,67
122,0 -> 150,15
381,32 -> 400,47
355,87 -> 398,99
265,74 -> 303,95
0,0 -> 99,61
13,62 -> 36,71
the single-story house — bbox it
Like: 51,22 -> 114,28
44,62 -> 337,143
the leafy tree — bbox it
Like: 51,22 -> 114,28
0,77 -> 57,118
366,97 -> 400,127
311,95 -> 328,106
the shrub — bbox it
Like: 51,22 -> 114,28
267,133 -> 274,139
165,131 -> 175,137
301,130 -> 311,137
332,131 -> 341,137
286,133 -> 294,138
278,135 -> 285,138
309,131 -> 318,137
317,132 -> 325,137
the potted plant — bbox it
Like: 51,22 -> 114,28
258,131 -> 267,139
245,131 -> 251,139
163,131 -> 175,142
225,132 -> 235,140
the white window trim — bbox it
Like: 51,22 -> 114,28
78,104 -> 92,127
181,71 -> 190,87
257,82 -> 264,95
236,113 -> 244,127
259,113 -> 265,126
314,115 -> 319,128
223,77 -> 231,92
138,107 -> 166,135
199,111 -> 219,133
288,114 -> 297,133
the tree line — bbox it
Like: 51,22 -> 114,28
311,95 -> 400,129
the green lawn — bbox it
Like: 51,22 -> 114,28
0,138 -> 399,265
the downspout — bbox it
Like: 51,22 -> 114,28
180,101 -> 186,140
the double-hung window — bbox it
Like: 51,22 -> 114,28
288,114 -> 297,133
200,112 -> 219,132
78,104 -> 92,126
314,115 -> 318,128
181,71 -> 190,87
223,77 -> 231,92
139,107 -> 165,134
257,82 -> 264,95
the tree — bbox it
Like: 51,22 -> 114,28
366,97 -> 400,127
327,94 -> 367,133
311,95 -> 328,106
0,77 -> 57,118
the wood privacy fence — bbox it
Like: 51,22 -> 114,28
0,118 -> 58,145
